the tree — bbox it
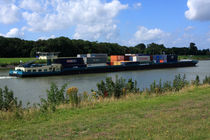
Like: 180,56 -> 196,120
189,42 -> 198,55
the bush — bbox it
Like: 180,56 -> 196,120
39,83 -> 67,112
0,86 -> 22,111
203,75 -> 210,84
173,74 -> 188,92
46,83 -> 67,105
192,75 -> 200,86
96,75 -> 139,98
67,87 -> 81,107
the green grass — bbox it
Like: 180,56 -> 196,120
179,55 -> 210,60
0,58 -> 46,66
0,86 -> 210,140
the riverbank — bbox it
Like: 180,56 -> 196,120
0,58 -> 46,69
179,55 -> 210,60
0,85 -> 209,139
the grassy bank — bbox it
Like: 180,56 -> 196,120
179,55 -> 210,60
0,85 -> 209,139
0,58 -> 47,68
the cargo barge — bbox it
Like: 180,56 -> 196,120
9,53 -> 198,77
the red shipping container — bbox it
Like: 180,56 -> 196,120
124,56 -> 130,61
110,55 -> 124,62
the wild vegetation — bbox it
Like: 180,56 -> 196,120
0,74 -> 206,116
0,77 -> 210,139
0,36 -> 209,58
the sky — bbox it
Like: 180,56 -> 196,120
0,0 -> 210,49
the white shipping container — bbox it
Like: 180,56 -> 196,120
132,56 -> 151,62
87,53 -> 107,58
77,54 -> 87,58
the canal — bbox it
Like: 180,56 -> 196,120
0,60 -> 210,105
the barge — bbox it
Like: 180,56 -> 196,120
9,53 -> 198,77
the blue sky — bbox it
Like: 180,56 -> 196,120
0,0 -> 210,49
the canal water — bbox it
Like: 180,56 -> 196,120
0,60 -> 210,105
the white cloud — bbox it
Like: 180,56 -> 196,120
185,26 -> 194,31
0,28 -> 24,38
73,23 -> 118,41
185,0 -> 210,21
126,26 -> 170,46
133,2 -> 142,8
134,26 -> 168,42
21,0 -> 127,42
20,0 -> 42,12
0,2 -> 20,24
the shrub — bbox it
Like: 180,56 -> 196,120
0,86 -> 22,111
192,75 -> 200,86
203,75 -> 210,84
39,83 -> 67,112
46,83 -> 67,105
96,75 -> 139,98
67,86 -> 81,107
172,74 -> 188,92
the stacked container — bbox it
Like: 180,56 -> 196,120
53,58 -> 86,68
167,55 -> 178,63
153,55 -> 167,63
77,54 -> 87,58
87,53 -> 107,58
110,55 -> 125,65
130,56 -> 151,62
82,54 -> 108,67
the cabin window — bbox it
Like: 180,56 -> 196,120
38,69 -> 42,72
28,70 -> 31,72
44,69 -> 47,72
33,70 -> 36,72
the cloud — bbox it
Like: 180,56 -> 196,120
19,0 -> 42,12
73,23 -> 118,41
21,0 -> 127,42
185,0 -> 210,21
0,2 -> 20,24
134,26 -> 168,42
185,26 -> 194,31
0,28 -> 24,38
126,26 -> 170,46
133,2 -> 142,8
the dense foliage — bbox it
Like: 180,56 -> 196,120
0,36 -> 209,57
0,86 -> 22,111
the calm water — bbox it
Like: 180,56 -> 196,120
0,60 -> 210,105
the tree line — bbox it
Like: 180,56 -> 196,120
0,36 -> 209,58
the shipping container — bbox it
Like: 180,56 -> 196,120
167,55 -> 178,62
159,60 -> 164,63
113,61 -> 121,65
83,57 -> 107,64
110,55 -> 124,62
53,58 -> 84,65
130,56 -> 151,62
153,55 -> 167,63
124,56 -> 130,61
77,54 -> 87,58
87,53 -> 107,58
